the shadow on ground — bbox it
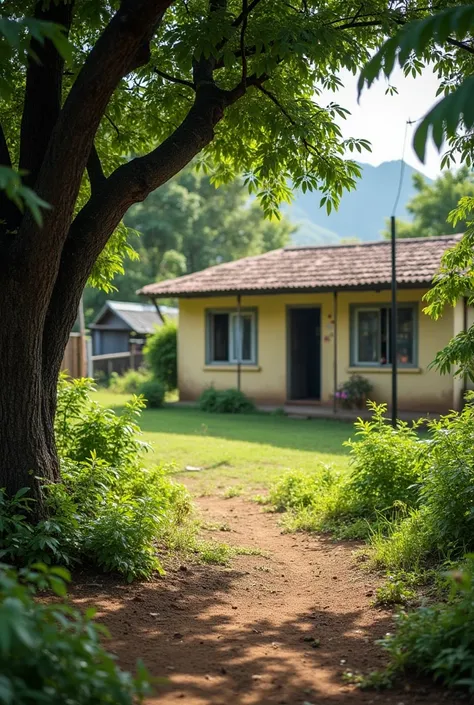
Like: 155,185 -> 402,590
70,558 -> 460,705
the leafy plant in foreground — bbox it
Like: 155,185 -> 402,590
0,563 -> 151,704
379,556 -> 474,692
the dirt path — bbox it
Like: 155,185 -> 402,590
72,496 -> 462,704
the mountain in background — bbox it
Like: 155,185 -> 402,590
285,160 -> 432,245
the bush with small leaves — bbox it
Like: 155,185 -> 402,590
144,322 -> 177,391
137,379 -> 165,408
109,369 -> 151,394
0,563 -> 151,704
379,556 -> 474,692
344,402 -> 425,514
199,387 -> 255,414
0,377 -> 193,581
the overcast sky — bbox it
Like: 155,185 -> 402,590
321,66 -> 446,179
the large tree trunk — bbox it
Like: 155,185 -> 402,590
0,289 -> 60,514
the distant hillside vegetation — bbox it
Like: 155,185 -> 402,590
285,160 -> 432,245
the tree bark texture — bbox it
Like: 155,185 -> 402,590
0,0 -> 259,509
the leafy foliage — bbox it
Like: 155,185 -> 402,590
109,369 -> 151,395
144,322 -> 177,391
137,379 -> 166,409
359,4 -> 474,163
344,403 -> 424,513
382,168 -> 474,239
269,402 -> 423,538
423,197 -> 474,379
0,376 -> 192,581
380,556 -> 474,692
0,167 -> 50,226
198,387 -> 256,414
335,374 -> 373,409
0,563 -> 151,704
371,397 -> 474,571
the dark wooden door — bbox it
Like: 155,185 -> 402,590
289,308 -> 321,400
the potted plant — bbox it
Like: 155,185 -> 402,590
335,374 -> 373,410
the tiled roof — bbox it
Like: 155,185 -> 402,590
138,235 -> 462,298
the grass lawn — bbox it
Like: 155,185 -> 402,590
94,390 -> 354,495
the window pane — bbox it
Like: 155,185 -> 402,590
242,315 -> 252,360
397,308 -> 414,364
212,313 -> 229,361
232,314 -> 253,362
380,307 -> 389,365
357,310 -> 379,363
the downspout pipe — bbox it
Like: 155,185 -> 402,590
151,296 -> 166,324
333,291 -> 338,414
237,293 -> 242,392
390,215 -> 398,427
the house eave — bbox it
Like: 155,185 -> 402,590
140,281 -> 432,300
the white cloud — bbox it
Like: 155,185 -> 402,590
319,66 -> 445,179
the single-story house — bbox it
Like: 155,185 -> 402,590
139,235 -> 470,414
90,300 -> 178,356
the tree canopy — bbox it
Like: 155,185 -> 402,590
359,3 -> 474,165
382,168 -> 474,239
84,168 -> 293,321
1,0 -> 470,506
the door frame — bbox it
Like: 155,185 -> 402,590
286,304 -> 322,402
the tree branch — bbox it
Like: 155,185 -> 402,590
153,67 -> 195,89
87,144 -> 106,194
256,84 -> 296,125
19,0 -> 75,188
233,0 -> 263,27
446,36 -> 474,56
41,81 -> 231,371
240,0 -> 248,85
14,0 -> 174,295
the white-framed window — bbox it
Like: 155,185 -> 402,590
351,304 -> 417,367
206,309 -> 257,365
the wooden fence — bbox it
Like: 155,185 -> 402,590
61,333 -> 85,378
91,350 -> 144,379
62,334 -> 144,380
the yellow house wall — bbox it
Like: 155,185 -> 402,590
178,289 -> 455,412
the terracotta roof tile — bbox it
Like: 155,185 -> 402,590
138,234 -> 462,298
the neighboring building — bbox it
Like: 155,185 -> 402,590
90,300 -> 177,356
139,235 -> 467,414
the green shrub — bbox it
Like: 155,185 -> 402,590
137,379 -> 165,408
335,374 -> 373,409
198,387 -> 255,414
144,322 -> 177,391
268,403 -> 425,539
268,466 -> 366,536
56,377 -> 149,467
345,402 -> 424,513
0,377 -> 193,581
109,369 -> 151,394
369,508 -> 435,571
420,400 -> 474,555
379,556 -> 474,692
0,563 -> 151,704
369,397 -> 474,572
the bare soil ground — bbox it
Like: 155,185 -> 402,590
71,495 -> 465,704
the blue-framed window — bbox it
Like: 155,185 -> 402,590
206,309 -> 257,365
350,304 -> 417,367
